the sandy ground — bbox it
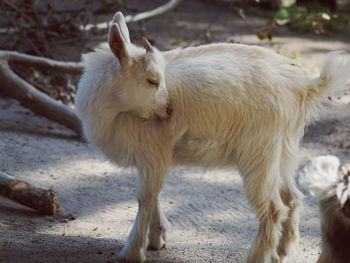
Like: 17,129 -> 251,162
1,1 -> 350,262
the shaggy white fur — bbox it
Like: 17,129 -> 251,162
75,12 -> 350,263
300,155 -> 340,199
301,156 -> 350,263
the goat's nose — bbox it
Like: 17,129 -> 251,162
154,107 -> 169,120
154,103 -> 172,120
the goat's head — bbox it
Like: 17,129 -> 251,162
76,12 -> 170,123
108,13 -> 169,120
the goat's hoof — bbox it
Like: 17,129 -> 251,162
148,229 -> 167,251
148,237 -> 166,251
271,255 -> 283,263
118,245 -> 146,262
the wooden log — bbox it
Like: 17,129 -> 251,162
0,170 -> 59,215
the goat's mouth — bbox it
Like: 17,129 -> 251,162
153,103 -> 172,120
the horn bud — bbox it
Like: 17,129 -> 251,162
143,37 -> 154,53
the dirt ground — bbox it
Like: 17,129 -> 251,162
1,1 -> 350,262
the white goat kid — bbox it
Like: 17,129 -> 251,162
75,12 -> 350,263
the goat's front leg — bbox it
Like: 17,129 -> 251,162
118,164 -> 168,262
148,198 -> 170,250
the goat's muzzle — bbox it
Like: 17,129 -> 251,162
154,103 -> 172,120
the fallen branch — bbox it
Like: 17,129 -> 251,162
82,0 -> 183,31
0,51 -> 83,136
125,0 -> 182,23
0,170 -> 60,215
0,51 -> 83,74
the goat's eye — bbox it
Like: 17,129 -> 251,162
146,78 -> 159,87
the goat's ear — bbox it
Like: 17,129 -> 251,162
108,23 -> 130,65
112,12 -> 130,44
143,37 -> 154,53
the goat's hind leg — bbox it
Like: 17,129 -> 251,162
241,159 -> 288,263
275,149 -> 302,262
276,184 -> 301,262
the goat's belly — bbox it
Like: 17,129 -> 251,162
173,137 -> 236,167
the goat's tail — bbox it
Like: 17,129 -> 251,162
307,51 -> 350,100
